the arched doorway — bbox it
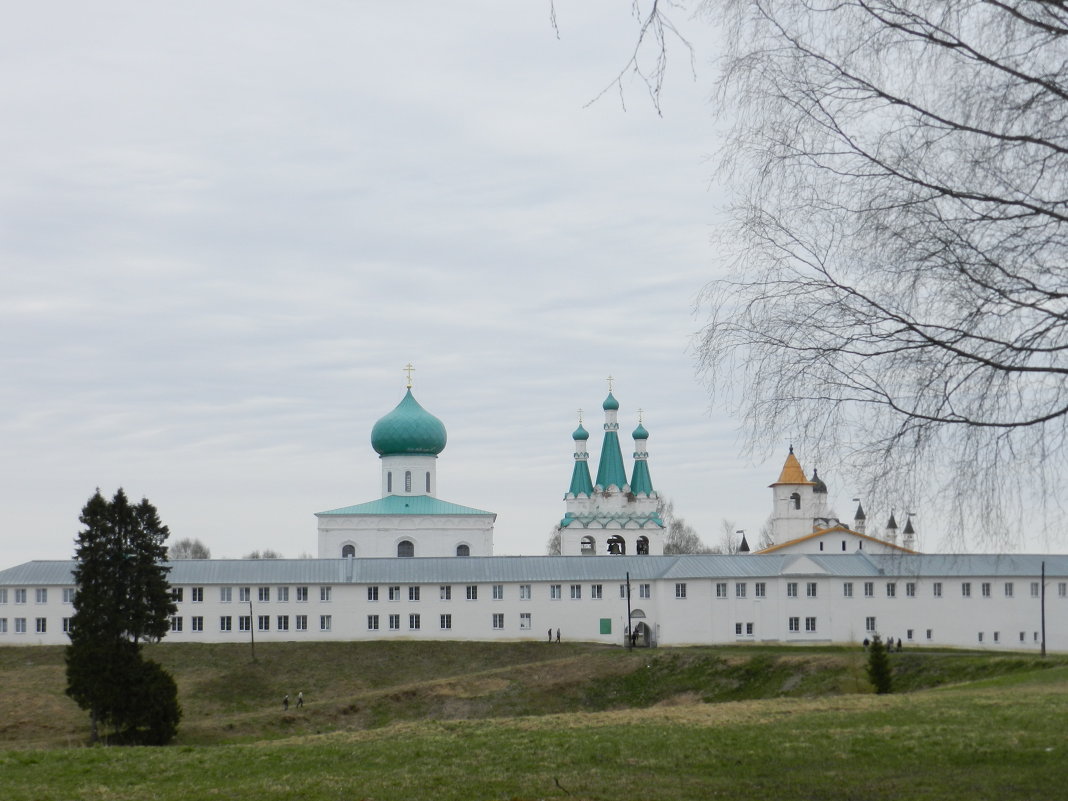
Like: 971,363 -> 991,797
629,609 -> 652,647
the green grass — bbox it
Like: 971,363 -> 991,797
1,642 -> 1065,799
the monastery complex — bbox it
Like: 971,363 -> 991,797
2,379 -> 1066,651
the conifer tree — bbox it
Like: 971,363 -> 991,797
866,634 -> 893,695
66,488 -> 181,743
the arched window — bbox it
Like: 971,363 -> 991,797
607,535 -> 626,555
636,536 -> 650,555
580,536 -> 596,555
405,471 -> 412,493
341,544 -> 355,558
398,540 -> 414,558
456,544 -> 470,557
387,472 -> 393,493
426,472 -> 431,493
790,492 -> 801,510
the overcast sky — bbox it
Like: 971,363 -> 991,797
3,2 -> 1040,565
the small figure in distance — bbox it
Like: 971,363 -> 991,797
283,694 -> 289,711
297,691 -> 304,708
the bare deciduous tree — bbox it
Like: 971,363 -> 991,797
659,498 -> 716,553
546,527 -> 562,555
168,537 -> 210,560
697,1 -> 1068,544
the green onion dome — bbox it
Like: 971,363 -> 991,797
632,422 -> 648,440
371,389 -> 447,456
603,392 -> 619,411
573,423 -> 590,441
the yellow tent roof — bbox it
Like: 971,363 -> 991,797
771,449 -> 810,485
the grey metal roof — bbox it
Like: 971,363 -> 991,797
1,553 -> 1065,587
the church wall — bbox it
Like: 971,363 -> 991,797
5,558 -> 1066,651
317,516 -> 494,558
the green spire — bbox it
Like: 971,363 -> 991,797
629,417 -> 654,495
595,390 -> 628,490
569,459 -> 594,496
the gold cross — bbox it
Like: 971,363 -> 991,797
637,408 -> 644,424
404,363 -> 415,388
577,408 -> 583,425
607,374 -> 614,393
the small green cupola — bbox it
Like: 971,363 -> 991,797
629,417 -> 654,496
595,388 -> 628,491
568,418 -> 594,497
371,389 -> 447,456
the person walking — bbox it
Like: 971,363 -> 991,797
283,694 -> 289,711
296,691 -> 304,708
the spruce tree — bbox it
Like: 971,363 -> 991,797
866,634 -> 893,695
66,489 -> 181,744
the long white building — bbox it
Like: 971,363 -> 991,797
2,381 -> 1066,651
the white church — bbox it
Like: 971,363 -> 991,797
1,378 -> 1066,652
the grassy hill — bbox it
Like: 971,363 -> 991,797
2,642 -> 1066,799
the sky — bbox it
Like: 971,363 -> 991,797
2,2 -> 1045,565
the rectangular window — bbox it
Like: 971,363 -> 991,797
736,582 -> 747,599
620,584 -> 628,599
277,615 -> 289,631
367,615 -> 379,630
368,586 -> 379,602
590,584 -> 603,600
295,615 -> 308,631
962,582 -> 972,597
170,616 -> 182,632
787,582 -> 798,598
239,616 -> 251,632
807,582 -> 817,598
863,582 -> 874,598
239,587 -> 251,602
520,612 -> 532,629
440,585 -> 452,601
0,619 -> 7,634
492,613 -> 504,629
926,628 -> 933,640
276,587 -> 288,603
35,588 -> 48,604
805,617 -> 817,632
0,589 -> 7,604
220,616 -> 232,631
171,587 -> 183,603
320,587 -> 332,602
746,622 -> 754,635
716,582 -> 728,598
466,585 -> 478,601
258,615 -> 270,632
735,622 -> 742,635
389,614 -> 400,631
440,614 -> 451,630
640,583 -> 651,599
788,616 -> 799,632
550,584 -> 562,600
296,587 -> 308,602
1004,582 -> 1014,598
320,615 -> 332,632
35,617 -> 47,634
1031,582 -> 1041,598
1020,631 -> 1026,642
906,628 -> 913,641
906,582 -> 916,598
843,582 -> 853,598
409,586 -> 420,602
62,617 -> 72,633
492,584 -> 504,600
389,586 -> 401,601
978,632 -> 984,643
520,584 -> 532,600
981,582 -> 991,598
675,583 -> 687,599
1059,582 -> 1067,597
865,616 -> 876,633
14,589 -> 26,604
258,587 -> 270,603
886,583 -> 896,598
755,582 -> 766,598
994,631 -> 1000,643
933,582 -> 942,598
570,584 -> 582,600
408,614 -> 420,630
220,587 -> 232,603
192,587 -> 204,603
14,618 -> 26,634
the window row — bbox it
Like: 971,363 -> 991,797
159,612 -> 539,634
0,589 -> 77,605
170,586 -> 333,603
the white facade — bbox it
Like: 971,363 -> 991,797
3,554 -> 1066,652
